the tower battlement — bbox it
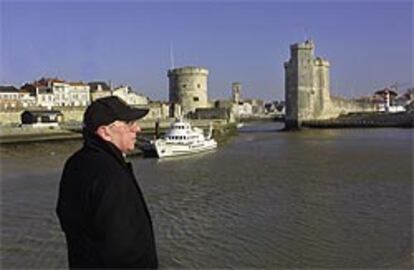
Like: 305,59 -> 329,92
290,39 -> 314,51
168,66 -> 209,76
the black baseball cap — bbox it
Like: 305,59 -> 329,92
83,96 -> 149,132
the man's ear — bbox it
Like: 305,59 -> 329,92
96,125 -> 112,142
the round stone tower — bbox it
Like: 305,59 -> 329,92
168,66 -> 209,116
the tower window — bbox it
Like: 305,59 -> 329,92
193,97 -> 199,102
197,84 -> 201,88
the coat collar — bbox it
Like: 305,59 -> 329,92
82,129 -> 127,167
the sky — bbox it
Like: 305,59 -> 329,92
0,0 -> 412,102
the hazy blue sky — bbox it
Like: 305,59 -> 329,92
1,0 -> 412,101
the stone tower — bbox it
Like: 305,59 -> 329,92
168,66 -> 209,116
284,40 -> 330,129
232,82 -> 242,104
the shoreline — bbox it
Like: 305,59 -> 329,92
0,118 -> 233,144
302,112 -> 414,128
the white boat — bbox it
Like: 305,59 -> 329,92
144,118 -> 217,158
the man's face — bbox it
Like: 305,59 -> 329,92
107,120 -> 141,153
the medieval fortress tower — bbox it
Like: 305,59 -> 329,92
232,82 -> 242,104
284,40 -> 375,129
168,66 -> 209,116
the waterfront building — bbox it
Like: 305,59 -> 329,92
89,81 -> 112,101
52,81 -> 90,107
36,86 -> 54,109
21,110 -> 63,127
168,66 -> 210,116
19,90 -> 37,108
30,78 -> 90,108
374,88 -> 406,113
144,101 -> 170,120
112,85 -> 149,106
0,86 -> 29,109
89,82 -> 149,105
0,86 -> 20,101
264,101 -> 285,116
238,102 -> 253,118
244,99 -> 265,115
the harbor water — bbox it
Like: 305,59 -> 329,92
1,121 -> 412,269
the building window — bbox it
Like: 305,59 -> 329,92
197,84 -> 201,88
193,97 -> 199,102
182,84 -> 187,88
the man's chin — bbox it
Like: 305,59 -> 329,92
126,144 -> 136,153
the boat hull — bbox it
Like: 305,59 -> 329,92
155,140 -> 217,158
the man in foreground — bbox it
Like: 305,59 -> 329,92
56,96 -> 158,268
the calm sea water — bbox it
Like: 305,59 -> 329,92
1,121 -> 412,269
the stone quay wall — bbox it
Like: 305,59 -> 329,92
329,97 -> 377,116
0,110 -> 22,125
0,107 -> 86,126
58,107 -> 86,122
0,103 -> 176,126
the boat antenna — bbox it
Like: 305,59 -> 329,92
170,41 -> 175,69
304,27 -> 311,42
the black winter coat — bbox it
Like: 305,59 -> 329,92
56,131 -> 158,269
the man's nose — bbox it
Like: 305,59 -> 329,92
133,124 -> 141,133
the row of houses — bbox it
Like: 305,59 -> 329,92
0,78 -> 149,110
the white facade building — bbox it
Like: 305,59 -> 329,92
52,82 -> 90,107
34,80 -> 90,108
112,86 -> 148,105
0,89 -> 20,100
36,87 -> 54,109
0,86 -> 22,109
237,102 -> 253,118
19,92 -> 36,108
